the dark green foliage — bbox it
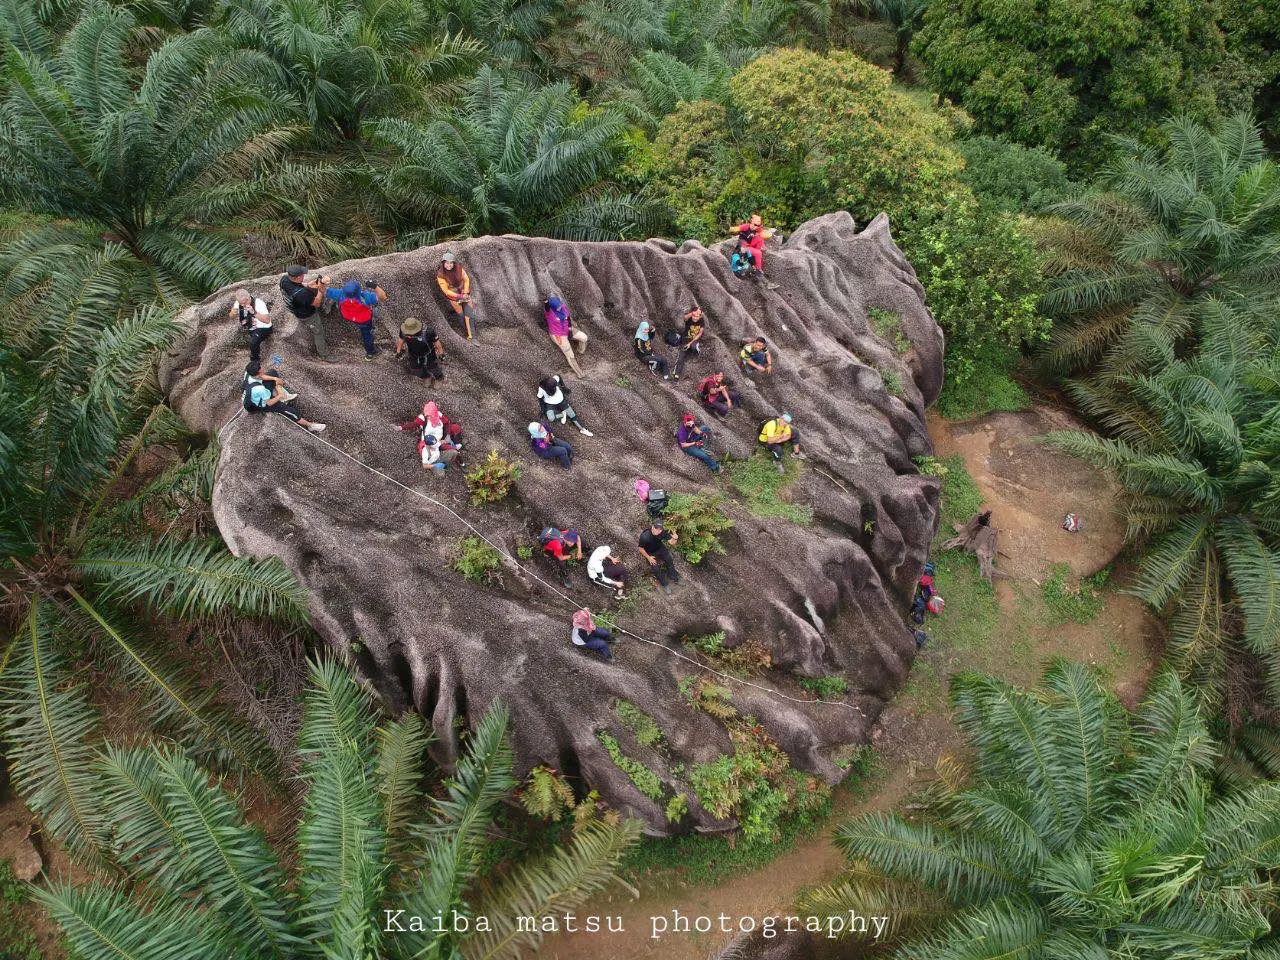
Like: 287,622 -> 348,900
451,535 -> 502,583
0,860 -> 43,960
956,136 -> 1072,214
662,492 -> 734,564
799,675 -> 849,699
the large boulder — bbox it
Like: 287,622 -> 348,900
162,211 -> 943,834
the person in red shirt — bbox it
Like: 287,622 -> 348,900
540,528 -> 583,586
732,213 -> 776,271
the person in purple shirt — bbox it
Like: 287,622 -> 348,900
676,412 -> 720,473
543,296 -> 588,376
528,421 -> 574,469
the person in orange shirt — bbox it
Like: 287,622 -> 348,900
435,252 -> 478,340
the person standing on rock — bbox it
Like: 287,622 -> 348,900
326,279 -> 385,361
537,374 -> 594,436
677,412 -> 721,473
671,306 -> 705,381
697,371 -> 739,418
279,265 -> 332,361
587,544 -> 628,600
633,321 -> 669,379
571,608 -> 614,661
759,412 -> 806,472
739,336 -> 774,374
436,253 -> 477,340
242,360 -> 325,432
229,289 -> 272,364
394,317 -> 445,384
528,421 -> 574,469
543,296 -> 587,376
637,520 -> 680,588
397,401 -> 464,472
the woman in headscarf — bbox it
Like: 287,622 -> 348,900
436,252 -> 478,340
537,374 -> 594,436
527,421 -> 574,470
570,608 -> 614,660
396,401 -> 464,471
633,320 -> 669,378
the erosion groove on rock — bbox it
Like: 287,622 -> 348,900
162,212 -> 944,835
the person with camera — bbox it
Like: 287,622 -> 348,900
228,289 -> 272,364
326,279 -> 386,361
676,412 -> 720,473
394,317 -> 446,384
436,252 -> 478,340
279,265 -> 332,361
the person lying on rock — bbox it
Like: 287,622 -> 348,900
394,317 -> 445,384
540,527 -> 582,587
671,306 -> 705,381
633,321 -> 669,379
537,374 -> 594,436
697,371 -> 740,418
571,608 -> 614,661
228,288 -> 272,364
543,296 -> 588,377
396,401 -> 464,472
528,421 -> 574,470
279,265 -> 332,361
637,519 -> 680,588
587,544 -> 628,600
729,212 -> 780,289
436,252 -> 478,340
242,360 -> 325,433
739,336 -> 773,374
326,279 -> 386,361
759,412 -> 806,473
677,412 -> 721,473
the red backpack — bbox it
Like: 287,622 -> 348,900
340,297 -> 373,323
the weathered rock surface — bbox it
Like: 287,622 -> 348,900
162,212 -> 943,834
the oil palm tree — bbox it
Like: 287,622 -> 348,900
376,65 -> 643,240
1047,356 -> 1280,703
867,0 -> 927,74
1039,113 -> 1280,384
34,657 -> 641,959
803,661 -> 1280,958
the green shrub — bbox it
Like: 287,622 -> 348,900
665,793 -> 689,824
520,765 -> 576,820
916,454 -> 984,530
956,136 -> 1072,214
936,346 -> 1030,421
0,860 -> 41,960
516,544 -> 533,560
723,454 -> 812,524
465,451 -> 521,506
663,492 -> 734,564
598,731 -> 665,801
1042,563 -> 1109,625
450,536 -> 501,583
684,631 -> 772,676
680,675 -> 738,719
616,700 -> 664,748
799,675 -> 849,699
880,369 -> 904,397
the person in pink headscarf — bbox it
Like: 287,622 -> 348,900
396,401 -> 464,471
570,608 -> 614,660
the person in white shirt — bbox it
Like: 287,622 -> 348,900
587,544 -> 628,600
229,289 -> 273,363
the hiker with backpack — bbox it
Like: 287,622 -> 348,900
671,306 -> 705,381
571,608 -> 615,661
396,401 -> 464,472
633,321 -> 669,379
436,252 -> 478,340
537,374 -> 594,436
730,213 -> 779,289
697,371 -> 740,418
677,412 -> 721,473
587,545 -> 628,600
228,289 -> 272,364
543,296 -> 588,377
637,519 -> 680,588
540,527 -> 583,586
326,279 -> 386,360
740,337 -> 774,374
759,412 -> 806,472
394,317 -> 445,384
279,266 -> 332,361
242,360 -> 325,432
528,421 -> 574,470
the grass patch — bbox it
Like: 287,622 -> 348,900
926,550 -> 1000,652
869,306 -> 911,354
916,454 -> 984,530
937,366 -> 1028,421
616,700 -> 665,749
1041,563 -> 1109,625
880,369 -> 904,397
723,453 -> 813,524
799,675 -> 849,699
0,860 -> 42,960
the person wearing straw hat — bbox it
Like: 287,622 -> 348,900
394,316 -> 445,384
436,252 -> 477,340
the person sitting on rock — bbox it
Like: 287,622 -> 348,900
540,526 -> 583,586
543,296 -> 587,377
697,371 -> 740,418
228,288 -> 272,364
436,252 -> 477,340
739,337 -> 773,374
759,412 -> 806,472
677,412 -> 720,473
633,320 -> 669,379
571,608 -> 614,661
528,421 -> 574,470
587,544 -> 628,600
637,519 -> 680,588
396,401 -> 464,472
671,306 -> 705,381
326,279 -> 386,360
730,213 -> 779,289
537,374 -> 594,436
394,317 -> 445,384
242,360 -> 325,433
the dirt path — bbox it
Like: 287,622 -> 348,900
542,404 -> 1161,960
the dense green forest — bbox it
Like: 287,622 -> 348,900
3,0 -> 1280,955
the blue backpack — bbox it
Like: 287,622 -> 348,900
730,245 -> 753,278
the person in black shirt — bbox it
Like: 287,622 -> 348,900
672,306 -> 705,380
394,317 -> 445,384
279,265 -> 332,361
637,520 -> 681,587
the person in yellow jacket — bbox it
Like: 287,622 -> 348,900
758,413 -> 806,473
435,252 -> 477,340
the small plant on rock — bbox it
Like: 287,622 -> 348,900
465,451 -> 521,506
665,793 -> 689,824
520,765 -> 577,820
663,493 -> 734,564
800,675 -> 849,699
451,536 -> 501,583
869,306 -> 911,354
598,731 -> 665,801
684,632 -> 772,676
616,701 -> 665,749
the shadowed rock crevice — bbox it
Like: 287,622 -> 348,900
162,211 -> 943,833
